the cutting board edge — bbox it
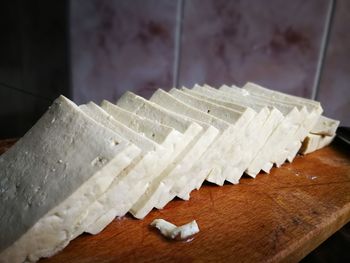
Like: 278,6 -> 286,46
271,202 -> 350,263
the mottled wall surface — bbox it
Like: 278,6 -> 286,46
1,0 -> 349,136
178,0 -> 328,98
71,0 -> 349,125
318,0 -> 350,125
71,0 -> 177,104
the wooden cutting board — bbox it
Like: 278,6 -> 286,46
1,140 -> 349,262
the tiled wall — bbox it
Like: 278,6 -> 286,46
179,0 -> 328,98
71,0 -> 349,125
70,0 -> 177,104
1,0 -> 349,138
318,0 -> 350,126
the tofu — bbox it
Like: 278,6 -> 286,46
299,134 -> 335,154
300,135 -> 320,154
228,85 -> 307,165
241,83 -> 323,162
131,120 -> 218,216
299,115 -> 339,154
75,102 -> 168,233
101,101 -> 185,150
0,96 -> 140,263
243,82 -> 322,117
193,85 -> 284,177
169,88 -> 258,183
150,219 -> 200,240
193,85 -> 283,177
310,115 -> 340,136
178,85 -> 282,177
82,103 -> 157,151
106,97 -> 212,218
182,86 -> 272,179
242,82 -> 323,159
218,85 -> 303,173
150,89 -> 237,201
115,92 -> 221,202
116,91 -> 203,139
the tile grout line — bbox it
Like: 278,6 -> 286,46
311,0 -> 336,100
172,0 -> 184,88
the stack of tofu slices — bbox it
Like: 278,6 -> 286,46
0,82 -> 339,262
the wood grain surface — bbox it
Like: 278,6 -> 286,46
1,140 -> 349,263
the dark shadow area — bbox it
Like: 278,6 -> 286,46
333,127 -> 350,153
301,222 -> 350,262
0,0 -> 70,138
0,110 -> 49,139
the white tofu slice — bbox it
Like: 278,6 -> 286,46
243,82 -> 323,124
149,89 -> 238,201
310,115 -> 340,136
131,121 -> 218,217
218,85 -> 303,172
241,83 -> 323,162
106,98 -> 214,218
116,92 -> 203,140
228,85 -> 308,165
299,115 -> 339,154
299,134 -> 335,154
0,96 -> 140,263
192,85 -> 284,177
101,101 -> 185,150
243,82 -> 323,158
75,102 -> 169,232
183,86 -> 274,176
115,92 -> 221,200
169,88 -> 258,183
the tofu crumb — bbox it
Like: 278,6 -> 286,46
150,219 -> 199,240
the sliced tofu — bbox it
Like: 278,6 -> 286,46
168,88 -> 258,182
218,85 -> 303,173
104,99 -> 218,218
101,101 -> 185,150
243,82 -> 322,120
181,86 -> 273,178
299,115 -> 339,154
116,91 -> 203,139
193,85 -> 286,176
114,92 -> 219,200
75,102 -> 168,232
310,115 -> 340,136
241,83 -> 323,162
150,89 -> 239,200
243,82 -> 323,159
227,85 -> 308,165
299,134 -> 335,154
0,96 -> 140,263
131,122 -> 218,216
